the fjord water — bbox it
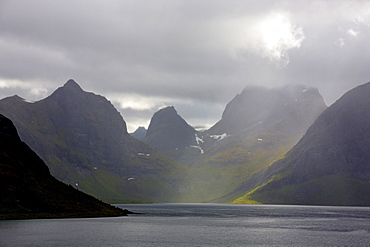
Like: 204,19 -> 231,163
1,204 -> 370,246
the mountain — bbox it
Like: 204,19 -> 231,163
176,85 -> 327,202
144,106 -> 199,160
0,114 -> 126,219
234,82 -> 370,206
130,126 -> 147,140
208,85 -> 326,135
0,80 -> 184,203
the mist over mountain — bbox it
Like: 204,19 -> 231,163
235,81 -> 370,206
208,85 -> 327,135
152,85 -> 327,202
0,80 -> 183,202
0,114 -> 126,219
4,78 -> 366,206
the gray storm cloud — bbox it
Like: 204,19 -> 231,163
1,0 -> 370,131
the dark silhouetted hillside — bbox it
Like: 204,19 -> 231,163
0,114 -> 126,219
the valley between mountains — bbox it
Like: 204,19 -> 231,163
1,79 -> 370,207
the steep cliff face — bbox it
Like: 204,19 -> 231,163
0,114 -> 126,219
0,80 -> 183,202
235,82 -> 370,206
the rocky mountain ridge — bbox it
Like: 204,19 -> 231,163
3,78 -> 369,206
0,80 -> 183,202
144,84 -> 327,202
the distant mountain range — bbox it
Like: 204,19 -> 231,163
0,114 -> 126,219
233,81 -> 370,206
144,85 -> 327,202
2,78 -> 370,206
0,80 -> 184,203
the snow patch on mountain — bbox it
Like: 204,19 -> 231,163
138,153 -> 150,156
191,134 -> 204,154
209,133 -> 228,140
22,99 -> 35,103
195,134 -> 204,144
190,145 -> 204,154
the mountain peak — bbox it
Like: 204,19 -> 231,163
5,95 -> 25,103
159,106 -> 176,113
145,106 -> 196,152
130,126 -> 147,141
149,106 -> 181,127
10,95 -> 24,100
63,79 -> 83,91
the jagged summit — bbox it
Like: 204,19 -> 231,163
45,79 -> 85,101
145,106 -> 197,152
10,95 -> 24,100
63,79 -> 83,91
3,95 -> 25,102
146,106 -> 179,133
130,126 -> 147,141
160,105 -> 175,111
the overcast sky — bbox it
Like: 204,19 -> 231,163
1,0 -> 370,132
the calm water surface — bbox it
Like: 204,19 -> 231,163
1,203 -> 370,246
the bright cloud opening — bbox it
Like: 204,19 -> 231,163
347,29 -> 359,37
253,12 -> 305,66
0,79 -> 24,88
108,93 -> 157,111
336,38 -> 345,47
107,93 -> 194,111
30,87 -> 48,98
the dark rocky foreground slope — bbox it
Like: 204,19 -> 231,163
0,114 -> 127,220
235,81 -> 370,206
0,80 -> 184,202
